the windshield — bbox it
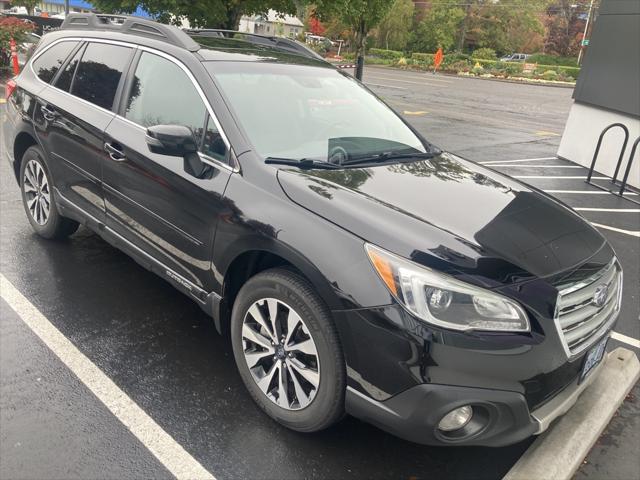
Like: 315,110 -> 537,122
205,62 -> 427,162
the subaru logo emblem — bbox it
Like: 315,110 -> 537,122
593,284 -> 608,308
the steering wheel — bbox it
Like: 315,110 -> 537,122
328,146 -> 349,165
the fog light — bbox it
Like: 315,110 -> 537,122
438,405 -> 473,432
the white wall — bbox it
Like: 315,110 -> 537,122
558,102 -> 640,189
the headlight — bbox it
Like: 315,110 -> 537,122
365,244 -> 530,332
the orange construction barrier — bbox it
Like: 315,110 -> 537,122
10,38 -> 20,75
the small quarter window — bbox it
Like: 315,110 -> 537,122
71,43 -> 132,110
201,115 -> 228,162
32,41 -> 78,83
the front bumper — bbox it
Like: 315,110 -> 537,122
345,353 -> 605,447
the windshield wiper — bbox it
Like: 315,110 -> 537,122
265,157 -> 341,170
340,151 -> 436,166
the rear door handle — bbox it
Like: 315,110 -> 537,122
104,142 -> 126,162
40,105 -> 57,121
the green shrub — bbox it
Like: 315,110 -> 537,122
397,57 -> 408,66
443,52 -> 471,64
369,48 -> 404,60
528,53 -> 578,67
542,70 -> 559,80
471,65 -> 485,75
474,58 -> 498,68
365,56 -> 395,65
472,48 -> 497,60
411,52 -> 434,64
557,65 -> 580,80
449,60 -> 471,72
504,63 -> 523,76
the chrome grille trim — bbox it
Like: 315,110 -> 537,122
555,259 -> 622,357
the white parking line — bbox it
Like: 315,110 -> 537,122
484,165 -> 582,168
575,208 -> 640,212
545,190 -> 639,195
0,274 -> 216,480
514,176 -> 607,180
611,332 -> 640,349
479,157 -> 557,164
365,82 -> 407,90
591,223 -> 640,237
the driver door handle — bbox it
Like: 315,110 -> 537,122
104,142 -> 126,162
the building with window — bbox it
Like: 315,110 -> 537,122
558,0 -> 640,189
239,10 -> 304,38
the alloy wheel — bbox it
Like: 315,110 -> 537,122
242,298 -> 320,410
23,159 -> 51,226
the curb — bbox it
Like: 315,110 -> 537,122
364,65 -> 576,89
503,347 -> 640,480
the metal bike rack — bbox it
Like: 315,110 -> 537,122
618,136 -> 640,206
585,123 -> 639,204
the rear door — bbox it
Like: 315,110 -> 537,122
103,50 -> 234,291
33,40 -> 134,221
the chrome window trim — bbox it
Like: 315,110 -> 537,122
28,36 -> 237,173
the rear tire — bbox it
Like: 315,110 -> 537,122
19,146 -> 79,240
231,268 -> 345,432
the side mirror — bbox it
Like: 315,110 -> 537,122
146,124 -> 198,156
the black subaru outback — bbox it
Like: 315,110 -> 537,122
3,13 -> 622,446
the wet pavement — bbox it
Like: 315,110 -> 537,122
1,68 -> 638,479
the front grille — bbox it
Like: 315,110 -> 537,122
555,259 -> 622,356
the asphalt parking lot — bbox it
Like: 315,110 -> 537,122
1,67 -> 639,480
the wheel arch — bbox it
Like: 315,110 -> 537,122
216,239 -> 343,337
12,131 -> 39,183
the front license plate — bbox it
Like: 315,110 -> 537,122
580,336 -> 608,383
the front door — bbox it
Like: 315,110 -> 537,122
102,50 -> 234,291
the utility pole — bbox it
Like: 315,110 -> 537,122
577,0 -> 595,65
65,0 -> 70,15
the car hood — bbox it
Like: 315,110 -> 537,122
276,152 -> 607,288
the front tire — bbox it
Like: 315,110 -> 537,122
19,146 -> 79,240
231,268 -> 345,432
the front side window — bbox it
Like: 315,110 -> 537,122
32,41 -> 78,83
125,52 -> 207,147
71,42 -> 132,110
206,62 -> 426,162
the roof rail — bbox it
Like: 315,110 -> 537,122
186,29 -> 324,61
60,13 -> 200,52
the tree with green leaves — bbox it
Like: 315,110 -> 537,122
411,0 -> 465,54
373,0 -> 413,51
467,0 -> 545,54
91,0 -> 300,30
314,0 -> 395,80
11,0 -> 40,15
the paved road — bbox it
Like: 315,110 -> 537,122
1,69 -> 638,480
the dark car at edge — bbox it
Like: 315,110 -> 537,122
2,14 -> 623,447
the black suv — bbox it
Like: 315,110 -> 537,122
3,14 -> 622,446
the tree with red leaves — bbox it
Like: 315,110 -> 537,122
309,16 -> 326,36
1,16 -> 35,74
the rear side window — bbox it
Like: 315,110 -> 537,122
125,52 -> 206,146
71,43 -> 132,110
32,41 -> 78,83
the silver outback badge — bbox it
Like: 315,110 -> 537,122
593,284 -> 609,307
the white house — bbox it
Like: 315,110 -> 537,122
239,10 -> 304,38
